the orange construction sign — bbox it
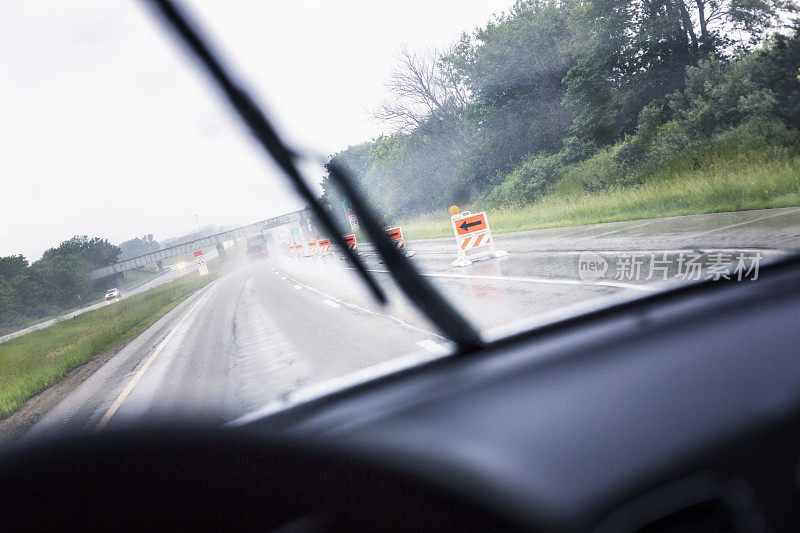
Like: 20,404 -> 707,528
450,210 -> 506,266
343,233 -> 357,250
385,226 -> 404,241
454,213 -> 488,236
460,233 -> 492,250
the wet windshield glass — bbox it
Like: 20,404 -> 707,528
1,0 -> 798,441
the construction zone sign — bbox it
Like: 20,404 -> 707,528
450,211 -> 506,267
317,238 -> 331,254
193,249 -> 209,276
283,243 -> 303,256
384,226 -> 405,249
343,233 -> 357,251
385,226 -> 415,258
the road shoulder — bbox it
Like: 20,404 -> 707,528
0,345 -> 121,447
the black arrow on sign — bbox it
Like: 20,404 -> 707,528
387,231 -> 399,238
459,220 -> 482,231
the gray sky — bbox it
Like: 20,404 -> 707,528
0,0 -> 514,261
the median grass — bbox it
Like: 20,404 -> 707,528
0,269 -> 220,419
123,265 -> 160,287
400,141 -> 800,240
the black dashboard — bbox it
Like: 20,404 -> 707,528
2,257 -> 799,531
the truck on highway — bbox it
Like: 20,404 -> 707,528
246,234 -> 267,260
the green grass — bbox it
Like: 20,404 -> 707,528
399,142 -> 800,240
123,266 -> 160,287
0,298 -> 105,338
0,269 -> 220,419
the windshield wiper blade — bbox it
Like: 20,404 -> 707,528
326,162 -> 482,351
143,0 -> 383,305
144,0 -> 483,353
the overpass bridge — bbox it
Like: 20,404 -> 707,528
91,208 -> 314,280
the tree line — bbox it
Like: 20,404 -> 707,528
322,0 -> 799,218
0,236 -> 121,329
0,228 -> 229,330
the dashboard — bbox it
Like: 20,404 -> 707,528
1,257 -> 799,531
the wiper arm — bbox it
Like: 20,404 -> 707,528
326,162 -> 482,352
144,0 -> 483,353
143,0 -> 382,305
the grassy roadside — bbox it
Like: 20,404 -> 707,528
400,143 -> 800,240
123,265 -> 160,287
0,300 -> 104,338
0,268 -> 221,419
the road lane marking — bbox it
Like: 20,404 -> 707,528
572,219 -> 657,241
322,299 -> 340,308
418,271 -> 657,291
94,280 -> 221,432
278,271 -> 449,343
293,284 -> 302,289
507,247 -> 787,255
356,247 -> 786,257
694,207 -> 800,236
416,339 -> 449,355
353,268 -> 657,292
339,247 -> 787,291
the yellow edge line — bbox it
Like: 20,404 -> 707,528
94,281 -> 220,431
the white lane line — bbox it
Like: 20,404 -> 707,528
427,272 -> 656,292
572,219 -> 657,241
357,247 -> 786,257
416,339 -> 449,355
694,207 -> 800,236
322,299 -> 340,308
422,272 -> 657,292
94,280 -> 222,432
293,284 -> 302,289
512,247 -> 787,255
278,271 -> 449,343
354,268 -> 656,292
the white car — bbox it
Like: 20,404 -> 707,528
104,288 -> 121,301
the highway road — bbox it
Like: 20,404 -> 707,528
23,207 -> 800,439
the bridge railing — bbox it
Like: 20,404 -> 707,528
91,210 -> 309,279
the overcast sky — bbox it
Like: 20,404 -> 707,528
0,0 -> 514,261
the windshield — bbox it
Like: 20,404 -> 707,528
1,0 -> 798,443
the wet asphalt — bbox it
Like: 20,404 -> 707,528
23,207 -> 800,437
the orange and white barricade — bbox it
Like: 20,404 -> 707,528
343,233 -> 358,252
385,226 -> 415,258
450,211 -> 507,267
307,240 -> 317,256
317,238 -> 331,254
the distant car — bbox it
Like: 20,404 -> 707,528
104,288 -> 120,301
